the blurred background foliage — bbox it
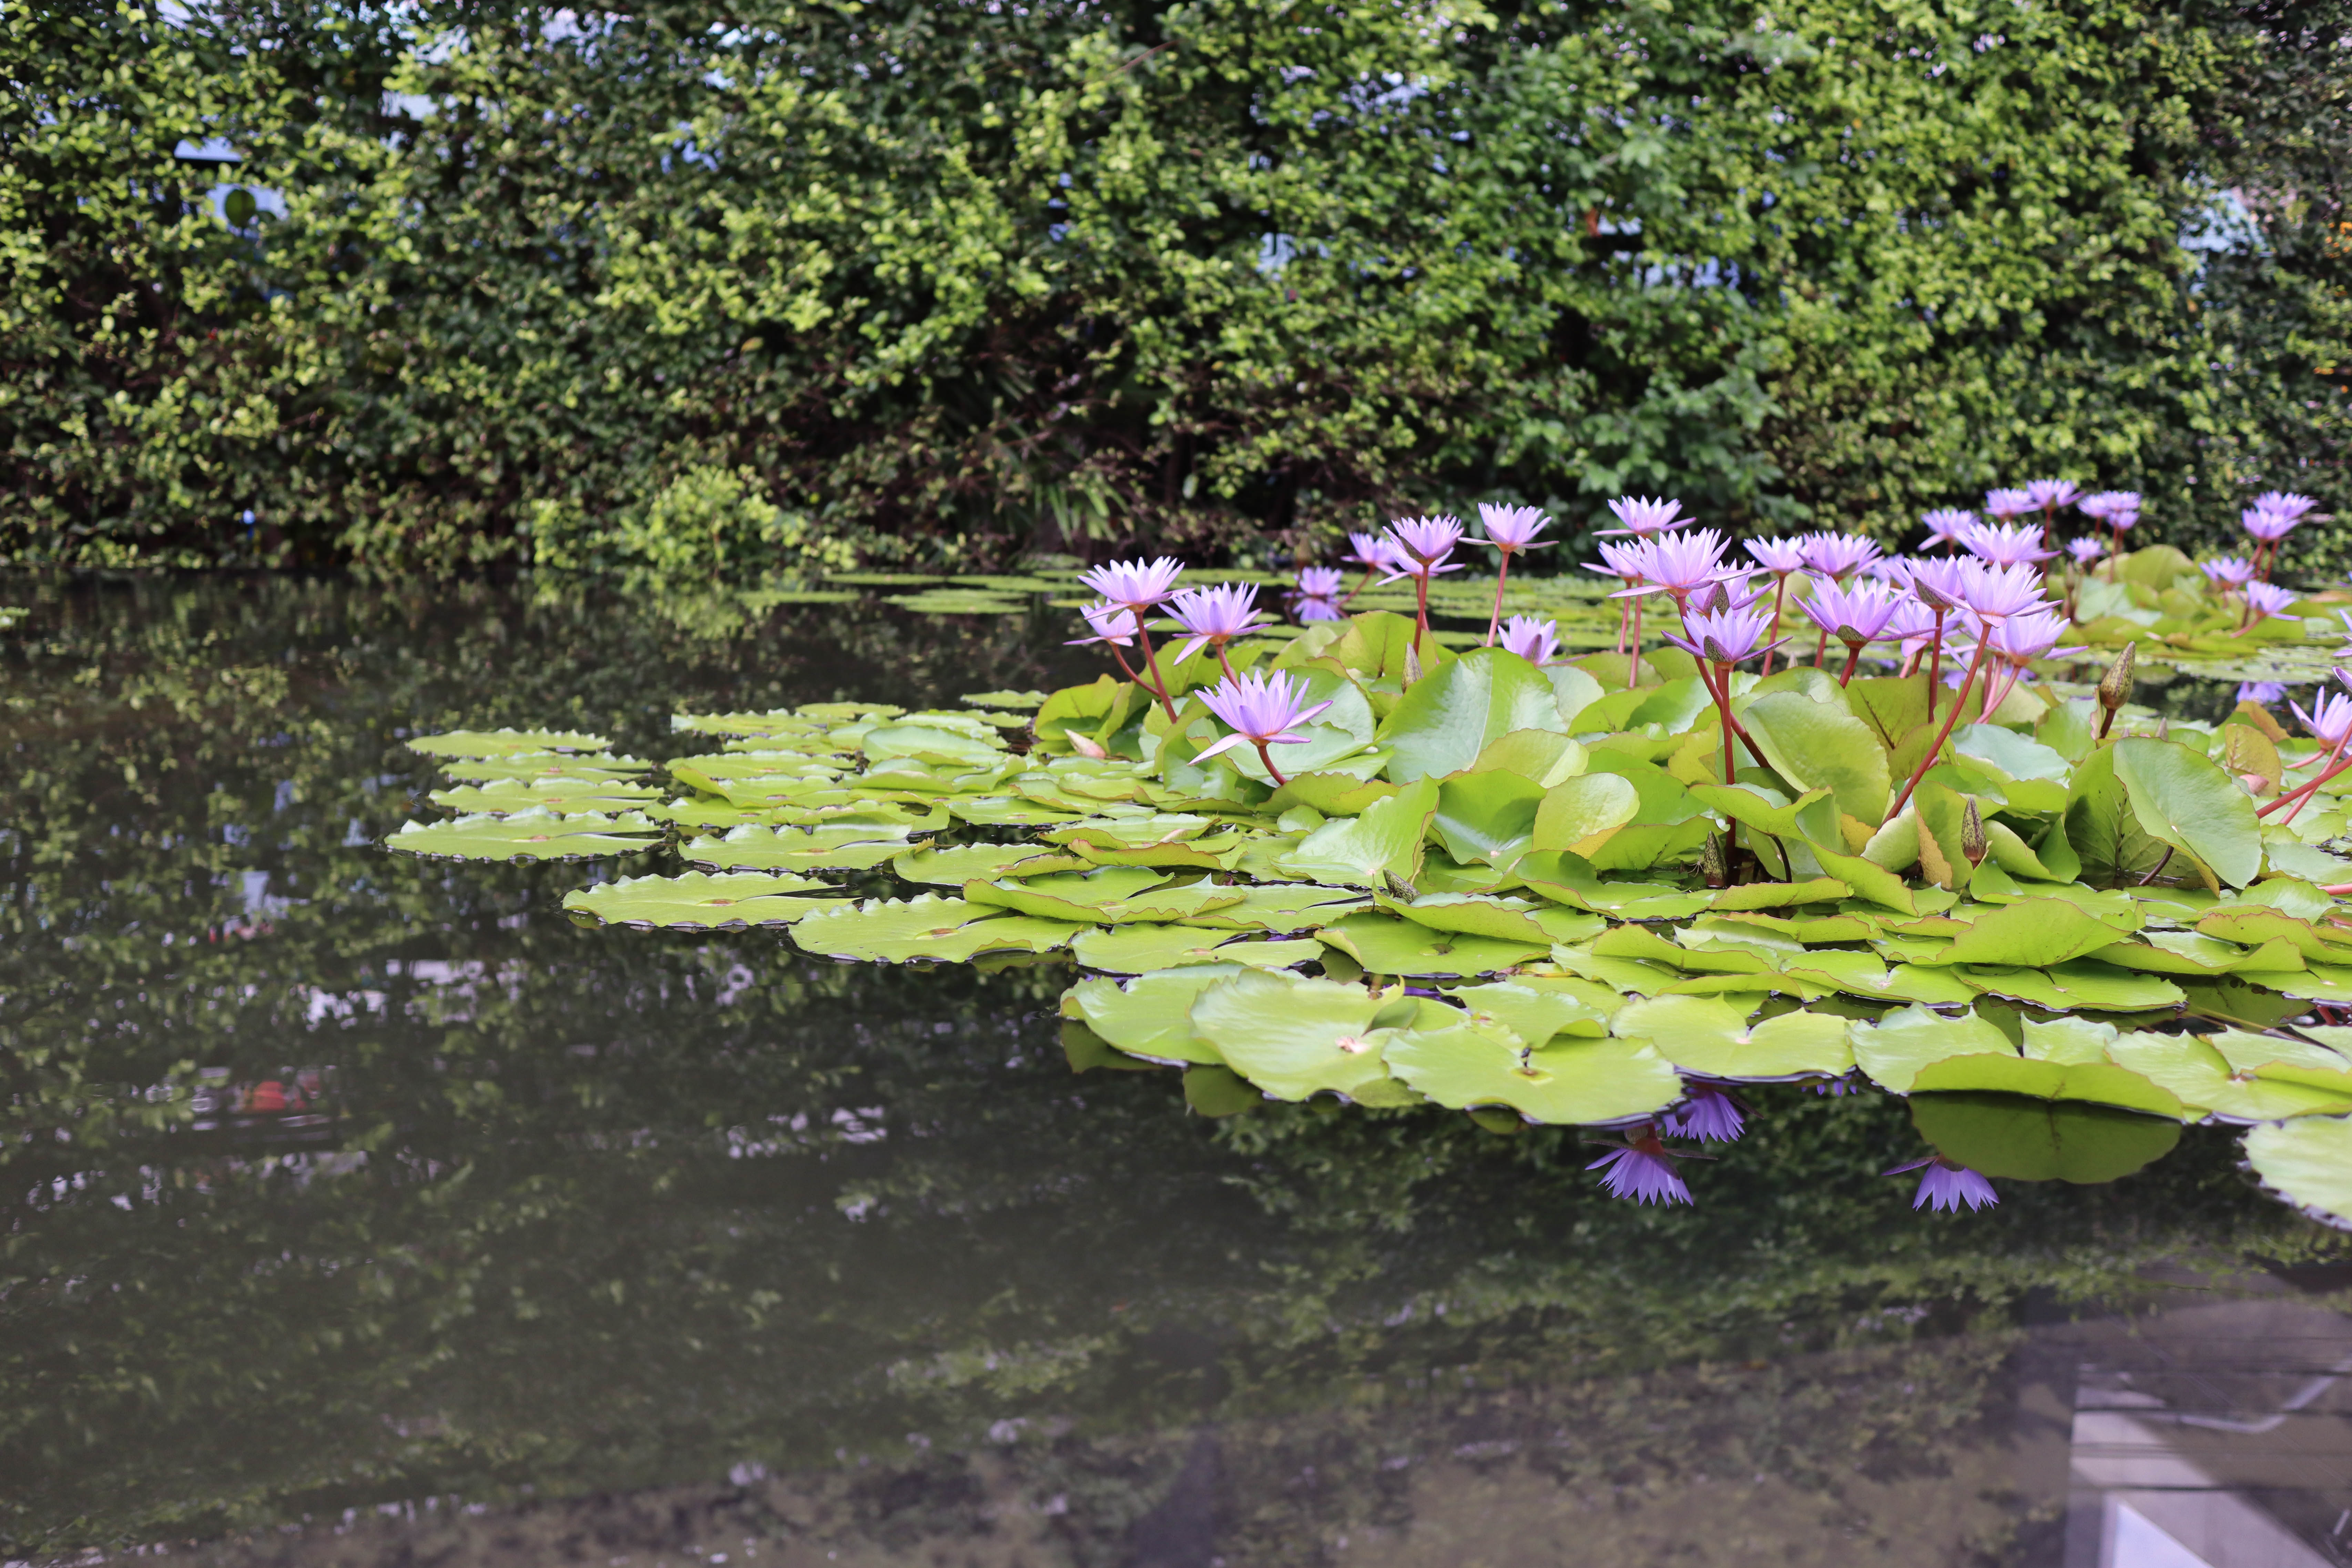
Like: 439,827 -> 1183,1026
0,575 -> 2334,1556
1,0 -> 2345,575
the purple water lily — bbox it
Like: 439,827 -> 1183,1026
1498,614 -> 1562,665
1069,598 -> 1149,686
1587,1126 -> 1694,1205
1666,603 -> 1781,666
1380,515 -> 1466,638
1887,1155 -> 1999,1213
1078,557 -> 1187,719
1664,1085 -> 1744,1143
2244,505 -> 2299,543
1920,508 -> 1976,550
1957,560 -> 2052,622
1602,495 -> 1689,536
1296,566 -> 1345,599
1166,583 -> 1271,678
1475,502 -> 1553,645
2253,490 -> 2320,524
1799,532 -> 1883,581
2239,680 -> 2288,705
2024,478 -> 2083,515
2066,537 -> 2106,564
2291,690 -> 2352,744
1295,595 -> 1345,623
1983,487 -> 2035,521
2201,557 -> 2256,589
1967,606 -> 2080,721
1795,577 -> 1902,684
2078,489 -> 2142,521
1340,530 -> 1401,604
1612,528 -> 1731,601
2241,580 -> 2302,632
1959,520 -> 2053,567
1192,669 -> 1335,786
1743,538 -> 1811,675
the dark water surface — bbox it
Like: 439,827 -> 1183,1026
5,574 -> 2350,1568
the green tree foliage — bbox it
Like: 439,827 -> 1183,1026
1,0 -> 2345,571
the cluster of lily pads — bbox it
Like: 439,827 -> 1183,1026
390,478 -> 2352,1226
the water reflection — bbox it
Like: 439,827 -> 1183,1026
2,575 -> 2345,1565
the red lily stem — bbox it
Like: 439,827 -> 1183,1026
1889,634 -> 1995,819
1254,739 -> 1290,788
1106,641 -> 1144,686
1130,609 -> 1181,723
1340,563 -> 1376,608
2107,522 -> 2121,579
1692,658 -> 1765,765
1760,574 -> 1788,676
1924,610 -> 1946,722
1715,663 -> 1740,785
1215,644 -> 1240,684
1628,595 -> 1645,686
2261,732 -> 2352,820
1812,624 -> 1829,670
1836,642 -> 1864,686
1485,550 -> 1513,646
1414,571 -> 1431,642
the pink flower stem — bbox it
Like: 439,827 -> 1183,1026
1836,642 -> 1865,686
1341,564 -> 1377,607
1253,740 -> 1290,788
1889,634 -> 1995,819
1414,571 -> 1431,642
1485,550 -> 1514,646
1129,608 -> 1181,723
1759,574 -> 1788,676
1628,595 -> 1645,686
1924,610 -> 1947,722
2261,732 -> 2352,822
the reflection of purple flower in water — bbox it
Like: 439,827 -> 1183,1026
1167,583 -> 1271,671
1586,1127 -> 1694,1205
1602,495 -> 1688,536
1296,566 -> 1345,599
1295,596 -> 1345,622
1886,1154 -> 1999,1212
2239,680 -> 2287,705
1920,508 -> 1976,549
1191,670 -> 1335,785
1664,1085 -> 1744,1143
1498,614 -> 1561,665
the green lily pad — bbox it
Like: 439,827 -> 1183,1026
2243,1116 -> 2352,1229
1384,1023 -> 1681,1123
1377,649 -> 1569,782
2111,736 -> 2263,888
1065,966 -> 1242,1065
1907,1055 -> 2183,1118
1374,893 -> 1601,946
791,896 -> 1083,962
1070,924 -> 1321,974
1315,913 -> 1549,978
1449,981 -> 1616,1043
1850,1005 -> 2015,1092
1954,963 -> 2185,1013
1910,1092 -> 2182,1182
1610,995 -> 1854,1079
894,842 -> 1082,884
407,728 -> 609,758
1275,778 -> 1439,887
386,808 -> 663,863
966,870 -> 1244,925
1174,883 -> 1374,933
2106,1032 -> 2352,1122
961,689 -> 1048,709
563,872 -> 849,930
1184,1065 -> 1264,1117
1737,691 -> 1890,823
429,778 -> 668,815
437,754 -> 652,783
1188,969 -> 1412,1103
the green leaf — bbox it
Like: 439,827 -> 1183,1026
2106,1032 -> 2352,1122
1468,729 -> 1588,786
791,896 -> 1084,962
1067,966 -> 1242,1065
1956,964 -> 2185,1014
1907,1056 -> 2183,1117
1175,883 -> 1373,932
2110,737 -> 2263,888
1909,1093 -> 2181,1182
1736,690 -> 1890,823
1432,768 -> 1550,865
1845,678 -> 1930,751
1450,981 -> 1615,1043
2244,1116 -> 2352,1228
430,777 -> 666,815
1187,969 -> 1405,1102
1276,777 -> 1439,886
1184,1065 -> 1264,1117
1376,649 -> 1569,782
1384,1024 -> 1681,1123
895,842 -> 1080,884
1926,898 -> 2136,968
386,808 -> 663,863
681,823 -> 926,871
862,722 -> 1007,766
1850,1004 -> 2014,1092
2063,745 -> 2173,886
407,728 -> 609,758
562,871 -> 847,929
964,868 -> 1243,924
1292,612 -> 1452,685
1610,996 -> 1854,1079
1374,893 -> 1600,947
1529,773 -> 1643,853
1070,924 -> 1322,974
1315,913 -> 1549,977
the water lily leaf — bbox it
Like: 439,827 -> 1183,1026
1071,924 -> 1321,973
961,689 -> 1048,709
1908,1055 -> 2183,1117
1470,729 -> 1588,786
1432,769 -> 1550,865
681,823 -> 925,871
563,872 -> 849,930
1188,969 -> 1404,1102
1515,854 -> 1713,917
1317,913 -> 1549,977
2195,907 -> 2352,964
2106,1032 -> 2352,1122
1264,766 -> 1399,817
1737,691 -> 1890,823
1067,966 -> 1242,1065
2243,1116 -> 2352,1229
1547,666 -> 1606,730
1385,1023 -> 1681,1123
793,897 -> 1083,962
1906,899 -> 2130,969
1377,649 -> 1569,782
387,808 -> 663,863
1184,1065 -> 1264,1116
1850,1004 -> 2015,1092
966,870 -> 1244,924
2110,737 -> 2263,888
1449,981 -> 1615,1042
862,723 -> 1008,766
407,728 -> 609,758
1953,723 -> 2071,783
439,753 -> 651,783
2019,1016 -> 2120,1065
1275,777 -> 1439,887
1293,611 -> 1452,685
1035,675 -> 1143,751
1910,1093 -> 2181,1182
430,778 -> 666,815
895,842 -> 1082,884
1956,964 -> 2185,1013
1374,893 -> 1600,946
1779,951 -> 1978,1006
947,796 -> 1082,826
1529,773 -> 1643,853
2063,746 -> 2175,887
1175,883 -> 1375,932
1610,995 -> 1853,1079
1709,877 -> 1851,910
1846,679 -> 1930,752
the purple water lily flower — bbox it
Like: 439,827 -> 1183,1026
1983,487 -> 2035,521
1905,556 -> 1971,612
1666,603 -> 1781,665
1167,583 -> 1272,674
2242,580 -> 2302,628
2254,490 -> 2320,524
1347,531 -> 1399,570
2024,478 -> 2083,512
2244,506 -> 2300,544
2291,690 -> 2352,745
1498,614 -> 1561,665
1611,528 -> 1731,601
1192,669 -> 1335,786
1296,566 -> 1345,599
1475,502 -> 1554,645
1796,577 -> 1902,684
1070,598 -> 1136,648
1744,537 -> 1810,575
1957,560 -> 2053,622
1664,1085 -> 1744,1143
2066,537 -> 2106,564
1920,508 -> 1976,550
1799,532 -> 1883,581
1079,557 -> 1185,610
1885,598 -> 1941,656
1380,515 -> 1466,638
1602,495 -> 1689,536
1959,520 -> 2053,567
2238,680 -> 2288,705
1587,1127 -> 1694,1205
1295,595 -> 1345,623
1984,605 -> 2079,663
2202,557 -> 2256,588
2078,489 -> 2142,520
1887,1154 -> 1998,1213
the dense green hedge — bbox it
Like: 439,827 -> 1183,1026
2,0 -> 2345,572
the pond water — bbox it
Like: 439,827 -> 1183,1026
6,574 -> 2351,1568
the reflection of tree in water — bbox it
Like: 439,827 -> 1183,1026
0,577 -> 2335,1559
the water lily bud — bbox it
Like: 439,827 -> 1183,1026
1700,832 -> 1730,888
1961,798 -> 1988,867
2097,642 -> 2135,714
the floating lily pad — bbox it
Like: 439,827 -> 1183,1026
2243,1116 -> 2352,1229
791,896 -> 1084,962
438,754 -> 651,783
1910,1092 -> 2182,1182
680,824 -> 930,872
387,808 -> 662,863
1609,995 -> 1853,1079
563,872 -> 849,930
894,842 -> 1082,884
1384,1024 -> 1681,1123
1069,924 -> 1322,974
1188,970 -> 1413,1104
407,728 -> 609,758
1316,913 -> 1549,978
430,778 -> 667,815
1066,966 -> 1242,1065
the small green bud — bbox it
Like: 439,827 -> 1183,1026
1961,797 -> 1988,867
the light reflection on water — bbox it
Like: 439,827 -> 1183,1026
0,575 -> 2343,1567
